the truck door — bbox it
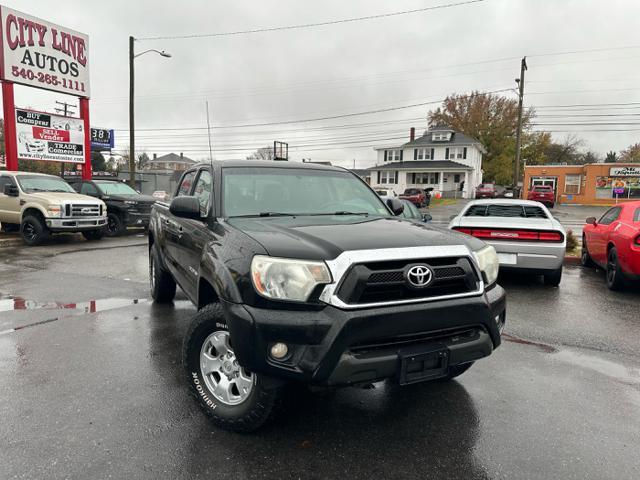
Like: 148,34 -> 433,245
0,175 -> 21,224
164,170 -> 197,285
177,168 -> 213,301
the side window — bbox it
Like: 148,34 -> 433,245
70,182 -> 82,193
0,176 -> 14,193
80,182 -> 99,196
598,207 -> 622,225
634,208 -> 640,222
192,169 -> 213,216
176,171 -> 196,197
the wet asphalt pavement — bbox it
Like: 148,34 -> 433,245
0,236 -> 639,479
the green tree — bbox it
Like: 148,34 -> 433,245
428,91 -> 549,184
619,143 -> 640,163
605,151 -> 618,163
137,152 -> 150,169
91,151 -> 107,171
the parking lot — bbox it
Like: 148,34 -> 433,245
1,232 -> 639,480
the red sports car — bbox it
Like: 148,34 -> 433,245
582,201 -> 640,290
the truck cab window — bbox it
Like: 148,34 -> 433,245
193,170 -> 212,216
177,171 -> 196,197
81,182 -> 99,196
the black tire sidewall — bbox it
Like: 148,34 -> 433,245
607,248 -> 624,290
106,213 -> 123,236
21,215 -> 47,246
149,246 -> 176,302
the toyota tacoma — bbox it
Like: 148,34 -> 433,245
149,161 -> 506,432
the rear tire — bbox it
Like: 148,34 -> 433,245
606,247 -> 625,291
581,236 -> 595,268
149,246 -> 177,302
82,229 -> 105,241
21,215 -> 49,246
183,304 -> 281,432
106,213 -> 125,237
543,267 -> 563,287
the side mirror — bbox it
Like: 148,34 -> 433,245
3,184 -> 19,196
170,196 -> 202,220
586,217 -> 597,226
422,213 -> 433,223
386,198 -> 404,216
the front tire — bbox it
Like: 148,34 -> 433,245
543,267 -> 563,287
21,215 -> 49,246
149,246 -> 176,302
606,247 -> 625,291
106,213 -> 125,237
581,236 -> 595,267
183,304 -> 281,432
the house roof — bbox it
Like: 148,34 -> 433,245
146,153 -> 197,165
349,169 -> 371,176
403,130 -> 482,148
367,160 -> 472,171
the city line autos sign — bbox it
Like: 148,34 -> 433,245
16,109 -> 85,163
610,166 -> 640,176
0,6 -> 90,97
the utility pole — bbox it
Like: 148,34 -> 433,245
513,56 -> 527,194
206,101 -> 213,164
129,35 -> 136,188
55,101 -> 77,178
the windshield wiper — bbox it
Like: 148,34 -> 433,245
307,211 -> 369,216
228,212 -> 299,218
48,189 -> 71,192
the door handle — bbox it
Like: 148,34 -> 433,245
178,226 -> 183,234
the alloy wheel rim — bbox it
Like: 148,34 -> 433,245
607,253 -> 616,283
200,330 -> 254,406
23,222 -> 37,241
107,216 -> 118,233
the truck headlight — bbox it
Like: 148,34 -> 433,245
473,245 -> 499,285
46,205 -> 62,217
251,255 -> 332,302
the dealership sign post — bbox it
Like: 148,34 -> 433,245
0,5 -> 92,179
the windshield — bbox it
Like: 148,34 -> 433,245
95,181 -> 139,195
223,167 -> 390,217
17,175 -> 76,193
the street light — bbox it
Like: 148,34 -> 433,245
128,36 -> 171,188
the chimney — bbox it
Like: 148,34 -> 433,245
180,152 -> 184,158
153,153 -> 157,159
410,127 -> 415,142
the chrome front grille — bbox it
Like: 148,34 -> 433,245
68,204 -> 101,217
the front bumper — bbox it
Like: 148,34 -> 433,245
123,211 -> 150,227
222,284 -> 506,386
486,240 -> 565,272
46,216 -> 107,231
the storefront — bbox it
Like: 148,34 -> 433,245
523,163 -> 640,205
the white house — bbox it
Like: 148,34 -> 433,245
368,126 -> 485,199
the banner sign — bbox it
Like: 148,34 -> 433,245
610,166 -> 640,177
0,6 -> 90,97
90,128 -> 114,149
15,109 -> 85,163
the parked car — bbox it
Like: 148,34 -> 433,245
374,188 -> 396,197
581,201 -> 640,290
399,199 -> 432,223
527,185 -> 556,208
399,188 -> 429,208
0,171 -> 107,245
475,183 -> 497,199
448,199 -> 566,286
150,161 -> 505,431
68,179 -> 156,236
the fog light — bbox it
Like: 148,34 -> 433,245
270,342 -> 288,360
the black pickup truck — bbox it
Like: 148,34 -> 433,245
149,161 -> 506,432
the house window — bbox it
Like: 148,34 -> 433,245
385,149 -> 401,162
416,148 -> 431,160
432,132 -> 450,141
454,174 -> 461,183
449,147 -> 465,159
413,172 -> 439,184
565,174 -> 581,194
380,171 -> 396,184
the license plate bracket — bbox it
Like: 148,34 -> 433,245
398,344 -> 449,385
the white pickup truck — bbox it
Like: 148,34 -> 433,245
0,171 -> 107,245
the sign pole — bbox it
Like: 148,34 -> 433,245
80,98 -> 92,180
1,81 -> 18,170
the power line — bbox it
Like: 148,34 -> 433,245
137,0 -> 486,41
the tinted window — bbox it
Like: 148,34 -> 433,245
176,171 -> 196,197
533,186 -> 552,191
222,167 -> 389,217
0,176 -> 16,192
400,200 -> 421,220
193,169 -> 212,216
598,207 -> 622,225
80,182 -> 99,196
464,204 -> 548,218
95,181 -> 138,195
404,189 -> 421,195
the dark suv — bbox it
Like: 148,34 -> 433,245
68,179 -> 156,235
149,161 -> 506,431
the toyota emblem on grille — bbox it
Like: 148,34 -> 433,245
406,265 -> 433,288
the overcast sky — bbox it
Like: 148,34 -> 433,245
2,0 -> 640,167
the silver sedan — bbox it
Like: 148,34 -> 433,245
448,199 -> 566,286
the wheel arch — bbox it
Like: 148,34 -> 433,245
21,206 -> 46,222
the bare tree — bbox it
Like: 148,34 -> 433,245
246,146 -> 274,161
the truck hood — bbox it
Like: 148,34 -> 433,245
226,216 -> 483,260
28,192 -> 102,203
103,194 -> 157,203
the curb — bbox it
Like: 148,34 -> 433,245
0,237 -> 22,248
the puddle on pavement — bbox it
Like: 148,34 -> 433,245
552,349 -> 640,386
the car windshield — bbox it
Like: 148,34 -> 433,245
17,175 -> 76,193
404,189 -> 421,195
95,181 -> 139,195
533,186 -> 552,191
223,167 -> 390,218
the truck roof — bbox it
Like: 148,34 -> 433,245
1,171 -> 61,178
192,160 -> 345,171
